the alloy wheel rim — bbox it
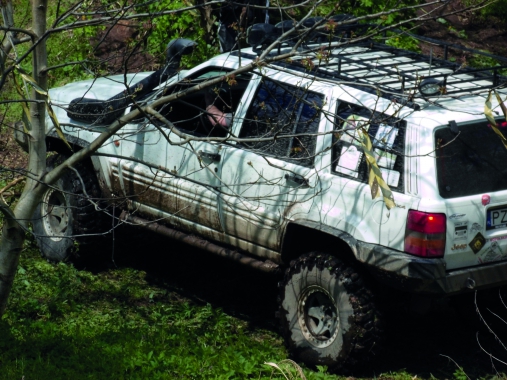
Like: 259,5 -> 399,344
298,285 -> 340,348
41,188 -> 69,242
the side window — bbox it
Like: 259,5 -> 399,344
331,101 -> 405,193
239,78 -> 324,167
156,68 -> 251,137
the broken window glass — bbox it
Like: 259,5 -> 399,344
239,79 -> 324,167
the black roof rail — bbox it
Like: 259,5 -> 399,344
242,19 -> 507,103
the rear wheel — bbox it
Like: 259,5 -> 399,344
32,154 -> 107,262
278,252 -> 382,372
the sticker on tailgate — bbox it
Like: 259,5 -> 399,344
469,232 -> 486,254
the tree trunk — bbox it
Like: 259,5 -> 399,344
196,0 -> 217,46
0,0 -> 48,317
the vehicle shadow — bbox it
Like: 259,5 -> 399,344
91,225 -> 507,379
91,224 -> 280,331
370,289 -> 507,379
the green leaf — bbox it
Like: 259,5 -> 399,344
485,91 -> 507,150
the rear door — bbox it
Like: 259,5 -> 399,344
316,96 -> 418,248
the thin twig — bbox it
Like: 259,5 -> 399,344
439,355 -> 471,380
0,176 -> 25,203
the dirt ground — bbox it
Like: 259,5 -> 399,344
0,124 -> 26,170
417,0 -> 507,61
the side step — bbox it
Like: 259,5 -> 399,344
119,211 -> 281,275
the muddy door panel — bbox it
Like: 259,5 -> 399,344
219,77 -> 327,250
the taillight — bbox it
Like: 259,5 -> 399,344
404,210 -> 446,258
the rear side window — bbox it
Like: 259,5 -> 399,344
435,121 -> 507,198
331,101 -> 406,193
239,78 -> 324,167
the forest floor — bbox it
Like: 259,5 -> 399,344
417,0 -> 507,59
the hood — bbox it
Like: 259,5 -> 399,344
48,73 -> 154,126
49,73 -> 154,106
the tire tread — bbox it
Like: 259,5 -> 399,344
278,252 -> 383,373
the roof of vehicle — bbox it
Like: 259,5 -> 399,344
51,31 -> 507,131
222,33 -> 507,115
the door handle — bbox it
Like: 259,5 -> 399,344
199,150 -> 221,162
285,173 -> 309,187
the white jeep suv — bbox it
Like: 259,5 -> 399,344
16,23 -> 507,371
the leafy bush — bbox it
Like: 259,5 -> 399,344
385,34 -> 421,52
143,0 -> 219,67
275,0 -> 419,26
462,0 -> 507,24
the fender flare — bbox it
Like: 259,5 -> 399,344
280,219 -> 361,263
46,131 -> 111,195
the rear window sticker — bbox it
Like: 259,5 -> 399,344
374,124 -> 398,149
470,223 -> 482,234
340,115 -> 371,146
478,241 -> 506,263
336,145 -> 362,178
449,213 -> 466,220
453,221 -> 468,241
379,168 -> 400,187
469,232 -> 486,254
374,149 -> 397,169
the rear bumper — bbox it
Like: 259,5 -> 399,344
357,242 -> 507,295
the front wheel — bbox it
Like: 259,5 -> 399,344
32,154 -> 107,262
278,252 -> 382,372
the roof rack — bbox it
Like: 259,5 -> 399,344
242,19 -> 507,103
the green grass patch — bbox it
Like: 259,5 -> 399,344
0,248 -> 342,379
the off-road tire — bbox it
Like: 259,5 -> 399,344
278,252 -> 382,372
32,154 -> 107,262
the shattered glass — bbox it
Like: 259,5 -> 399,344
240,79 -> 324,167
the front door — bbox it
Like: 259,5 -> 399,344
120,66 -> 253,239
219,73 -> 329,251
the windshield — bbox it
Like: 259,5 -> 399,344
435,120 -> 507,198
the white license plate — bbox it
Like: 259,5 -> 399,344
487,207 -> 507,230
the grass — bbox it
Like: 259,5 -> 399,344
0,243 -> 342,379
2,240 -> 504,380
0,196 -> 506,380
2,249 -> 270,379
